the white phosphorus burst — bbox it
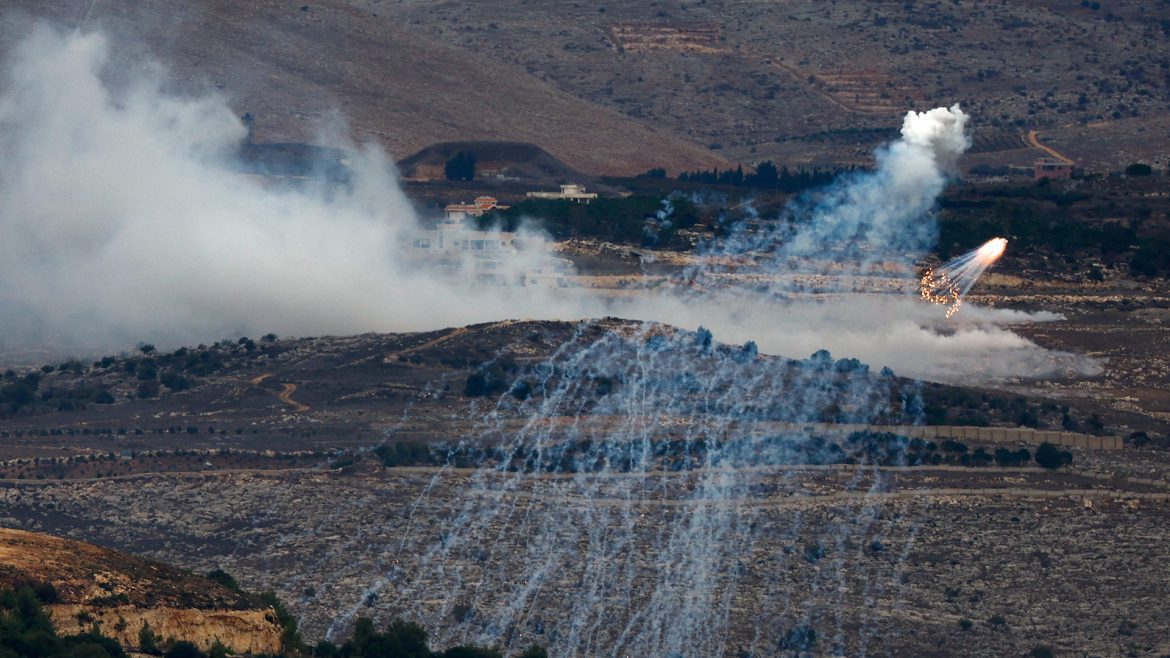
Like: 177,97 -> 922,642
920,237 -> 1007,318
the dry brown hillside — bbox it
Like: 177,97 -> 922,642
3,1 -> 1166,173
0,0 -> 726,176
385,0 -> 1170,170
0,527 -> 283,654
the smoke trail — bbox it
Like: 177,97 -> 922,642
318,107 -> 1090,653
341,321 -> 937,655
601,103 -> 1098,382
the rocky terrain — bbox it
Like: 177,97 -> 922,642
1,3 -> 1168,656
3,0 -> 1168,174
0,314 -> 1168,654
0,314 -> 1153,462
3,461 -> 1169,656
0,527 -> 284,654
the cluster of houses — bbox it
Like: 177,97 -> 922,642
406,185 -> 598,287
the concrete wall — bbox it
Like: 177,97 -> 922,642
768,423 -> 1121,451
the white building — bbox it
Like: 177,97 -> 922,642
442,196 -> 509,222
407,196 -> 570,286
526,183 -> 599,203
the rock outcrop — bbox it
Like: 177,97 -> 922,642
0,527 -> 283,655
49,605 -> 282,655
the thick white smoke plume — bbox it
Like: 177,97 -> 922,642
0,26 -> 1094,383
0,26 -> 572,353
755,105 -> 969,267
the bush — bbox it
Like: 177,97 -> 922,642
462,361 -> 513,398
328,617 -> 540,658
206,569 -> 240,592
994,447 -> 1031,467
1035,442 -> 1072,469
139,622 -> 161,654
439,648 -> 503,658
941,439 -> 968,454
1125,163 -> 1153,176
779,625 -> 817,651
136,381 -> 160,399
373,441 -> 435,467
160,371 -> 193,392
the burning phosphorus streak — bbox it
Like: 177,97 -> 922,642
920,237 -> 1008,318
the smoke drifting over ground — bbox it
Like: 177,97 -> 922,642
0,26 -> 1094,383
0,26 -> 567,352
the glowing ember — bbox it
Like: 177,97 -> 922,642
920,237 -> 1007,318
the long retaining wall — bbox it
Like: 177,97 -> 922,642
799,423 -> 1124,450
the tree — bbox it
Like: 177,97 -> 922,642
747,160 -> 779,187
136,381 -> 160,399
0,586 -> 127,658
463,372 -> 489,397
1125,163 -> 1153,176
1034,442 -> 1072,469
206,569 -> 240,592
138,622 -> 161,654
259,591 -> 306,653
445,151 -> 477,181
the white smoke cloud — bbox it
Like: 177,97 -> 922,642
0,26 -> 576,353
0,25 -> 1094,385
605,293 -> 1099,383
761,104 -> 969,267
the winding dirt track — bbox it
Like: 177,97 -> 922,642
239,372 -> 309,412
277,383 -> 310,412
1026,129 -> 1076,164
384,327 -> 470,363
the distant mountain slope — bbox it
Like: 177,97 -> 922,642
383,0 -> 1170,169
0,0 -> 726,176
2,2 -> 1166,175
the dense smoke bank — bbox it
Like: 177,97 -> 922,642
0,26 -> 1096,382
0,26 -> 567,352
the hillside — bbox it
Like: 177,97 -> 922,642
0,0 -> 725,176
4,1 -> 1166,175
388,0 -> 1170,170
0,527 -> 284,654
0,317 -> 1142,469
